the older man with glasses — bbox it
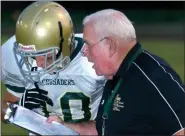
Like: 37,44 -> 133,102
47,9 -> 185,136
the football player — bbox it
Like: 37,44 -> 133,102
1,1 -> 106,126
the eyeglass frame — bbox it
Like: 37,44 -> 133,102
84,37 -> 108,49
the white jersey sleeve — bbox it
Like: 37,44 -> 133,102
1,35 -> 26,98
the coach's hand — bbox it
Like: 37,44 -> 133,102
20,87 -> 53,113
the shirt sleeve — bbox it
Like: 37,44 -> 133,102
1,35 -> 26,98
149,63 -> 185,135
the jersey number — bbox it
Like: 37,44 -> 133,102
31,67 -> 91,122
60,92 -> 91,122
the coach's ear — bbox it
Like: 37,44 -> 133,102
106,37 -> 116,58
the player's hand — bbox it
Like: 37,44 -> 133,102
47,115 -> 63,124
20,88 -> 53,110
47,115 -> 73,131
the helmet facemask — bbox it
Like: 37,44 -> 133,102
13,42 -> 70,85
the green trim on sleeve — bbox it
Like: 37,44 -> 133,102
70,37 -> 84,61
5,84 -> 25,93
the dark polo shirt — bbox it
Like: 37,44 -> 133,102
96,42 -> 185,135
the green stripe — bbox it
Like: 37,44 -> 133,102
5,84 -> 25,93
70,37 -> 84,61
103,46 -> 144,117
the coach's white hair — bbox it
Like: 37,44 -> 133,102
83,9 -> 136,42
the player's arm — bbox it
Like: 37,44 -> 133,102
1,68 -> 25,121
1,90 -> 20,121
1,72 -> 25,121
1,35 -> 23,121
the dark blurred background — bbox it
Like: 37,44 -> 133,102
1,1 -> 184,135
1,1 -> 184,39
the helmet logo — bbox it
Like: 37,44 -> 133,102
19,44 -> 36,51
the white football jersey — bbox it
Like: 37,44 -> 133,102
1,34 -> 107,122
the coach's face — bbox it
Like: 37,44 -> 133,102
82,24 -> 113,78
